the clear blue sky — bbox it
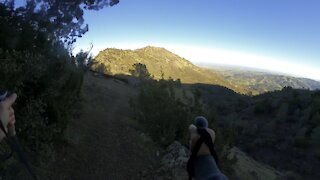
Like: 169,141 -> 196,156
16,0 -> 320,80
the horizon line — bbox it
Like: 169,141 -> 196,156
74,43 -> 320,82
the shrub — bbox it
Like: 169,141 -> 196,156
254,99 -> 272,114
0,1 -> 120,178
293,137 -> 310,149
130,63 -> 151,79
0,49 -> 83,158
131,78 -> 192,146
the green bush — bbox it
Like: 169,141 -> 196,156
0,48 -> 83,159
0,0 -> 120,178
254,99 -> 272,114
131,78 -> 189,146
130,63 -> 151,79
315,148 -> 320,160
0,2 -> 87,177
293,137 -> 310,149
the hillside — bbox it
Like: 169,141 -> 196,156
204,65 -> 320,95
48,72 -> 160,179
91,46 -> 247,94
236,88 -> 320,180
47,72 -> 286,180
87,46 -> 320,179
185,82 -> 320,179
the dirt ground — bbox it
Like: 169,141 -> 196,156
49,72 -> 160,180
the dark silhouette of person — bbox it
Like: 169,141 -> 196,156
187,116 -> 228,180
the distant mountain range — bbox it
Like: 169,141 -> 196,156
91,46 -> 320,95
201,65 -> 320,95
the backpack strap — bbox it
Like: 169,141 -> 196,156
197,128 -> 219,167
187,136 -> 204,180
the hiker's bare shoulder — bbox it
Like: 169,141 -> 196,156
189,124 -> 199,139
206,128 -> 215,136
206,128 -> 216,143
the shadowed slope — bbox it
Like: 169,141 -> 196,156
49,72 -> 159,180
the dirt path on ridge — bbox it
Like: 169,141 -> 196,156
49,72 -> 159,180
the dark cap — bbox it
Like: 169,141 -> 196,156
194,116 -> 208,129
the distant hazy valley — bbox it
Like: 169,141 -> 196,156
201,64 -> 320,95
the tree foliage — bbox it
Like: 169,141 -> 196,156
236,89 -> 320,179
2,0 -> 119,47
130,77 -> 202,146
0,0 -> 118,177
129,63 -> 151,79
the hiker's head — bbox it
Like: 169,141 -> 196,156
194,116 -> 208,129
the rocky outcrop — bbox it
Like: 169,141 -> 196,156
228,147 -> 285,180
139,141 -> 288,180
155,141 -> 189,180
161,141 -> 189,169
138,141 -> 189,180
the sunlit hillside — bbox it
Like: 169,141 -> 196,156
91,46 -> 247,94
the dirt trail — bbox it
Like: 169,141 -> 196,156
50,72 -> 158,180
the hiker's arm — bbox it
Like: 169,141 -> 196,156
189,124 -> 198,150
0,93 -> 17,141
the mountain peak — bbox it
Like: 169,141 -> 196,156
136,46 -> 172,54
139,45 -> 166,50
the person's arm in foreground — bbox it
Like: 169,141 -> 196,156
0,93 -> 17,141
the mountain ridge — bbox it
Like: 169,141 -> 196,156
92,46 -> 247,93
91,46 -> 320,94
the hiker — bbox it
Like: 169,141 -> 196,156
0,93 -> 17,141
187,116 -> 228,180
